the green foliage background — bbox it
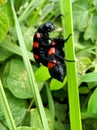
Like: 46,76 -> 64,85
0,0 -> 97,130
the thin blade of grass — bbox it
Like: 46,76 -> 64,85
59,0 -> 82,130
0,80 -> 17,130
10,1 -> 49,130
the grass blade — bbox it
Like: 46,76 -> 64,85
10,1 -> 49,130
59,0 -> 82,130
0,80 -> 17,130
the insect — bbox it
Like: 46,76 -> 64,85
47,34 -> 72,82
33,22 -> 55,66
32,15 -> 74,82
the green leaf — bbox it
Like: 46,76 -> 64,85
50,77 -> 67,90
0,90 -> 27,126
79,86 -> 90,94
5,91 -> 27,126
2,59 -> 34,99
81,72 -> 97,82
0,122 -> 7,130
0,46 -> 13,62
0,12 -> 9,42
87,88 -> 97,113
88,82 -> 97,89
73,0 -> 89,31
0,2 -> 14,26
35,66 -> 50,82
84,14 -> 97,41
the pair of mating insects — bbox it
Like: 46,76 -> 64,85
32,17 -> 73,82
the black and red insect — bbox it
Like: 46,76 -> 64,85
47,35 -> 72,82
32,18 -> 73,82
33,22 -> 55,66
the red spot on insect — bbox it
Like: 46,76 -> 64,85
51,41 -> 56,45
33,42 -> 39,48
34,54 -> 39,60
48,48 -> 55,55
48,60 -> 56,69
35,33 -> 41,39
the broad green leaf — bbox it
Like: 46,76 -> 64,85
35,66 -> 50,82
0,12 -> 9,42
81,72 -> 97,82
0,122 -> 7,130
87,88 -> 97,113
73,0 -> 90,31
5,91 -> 27,126
0,2 -> 14,26
0,90 -> 27,126
2,59 -> 34,99
84,15 -> 97,41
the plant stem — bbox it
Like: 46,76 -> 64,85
59,0 -> 82,130
0,80 -> 16,130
